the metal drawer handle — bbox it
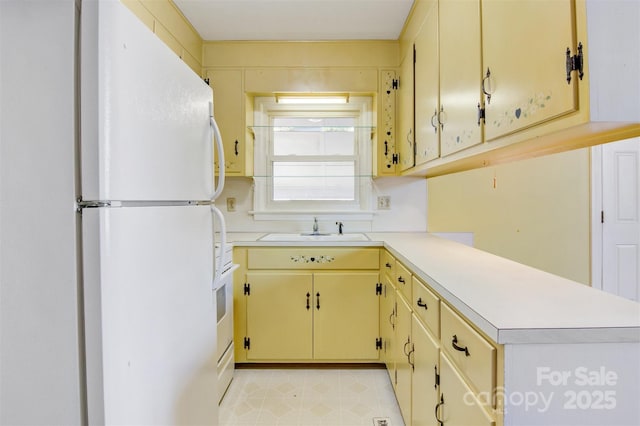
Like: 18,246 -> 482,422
452,334 -> 470,357
398,276 -> 405,284
306,292 -> 310,310
416,297 -> 428,310
316,292 -> 320,310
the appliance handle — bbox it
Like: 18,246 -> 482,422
210,102 -> 225,201
211,204 -> 227,285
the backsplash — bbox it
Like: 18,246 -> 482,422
217,176 -> 427,233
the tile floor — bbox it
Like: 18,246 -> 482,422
219,366 -> 405,426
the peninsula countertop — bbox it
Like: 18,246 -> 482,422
227,232 -> 640,345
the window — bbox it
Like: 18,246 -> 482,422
252,96 -> 374,219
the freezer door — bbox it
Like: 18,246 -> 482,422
80,0 -> 214,202
82,205 -> 218,425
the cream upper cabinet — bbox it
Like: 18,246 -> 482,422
414,0 -> 440,166
398,45 -> 416,172
377,70 -> 399,176
438,0 -> 483,157
482,0 -> 578,142
205,69 -> 248,175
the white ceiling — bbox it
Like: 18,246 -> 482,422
172,0 -> 415,41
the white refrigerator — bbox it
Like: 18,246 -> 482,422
0,0 -> 225,424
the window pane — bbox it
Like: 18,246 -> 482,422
272,117 -> 355,156
273,161 -> 355,201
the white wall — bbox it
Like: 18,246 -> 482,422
218,176 -> 428,233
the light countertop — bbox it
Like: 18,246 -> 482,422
227,232 -> 640,345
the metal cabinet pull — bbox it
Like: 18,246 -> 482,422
316,292 -> 320,310
234,140 -> 239,156
482,67 -> 494,104
403,337 -> 411,356
306,292 -> 310,310
398,276 -> 405,284
431,108 -> 439,133
435,394 -> 445,426
452,334 -> 470,356
408,343 -> 415,371
416,297 -> 428,310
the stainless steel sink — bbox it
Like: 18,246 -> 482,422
259,233 -> 370,242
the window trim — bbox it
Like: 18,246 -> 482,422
251,96 -> 374,221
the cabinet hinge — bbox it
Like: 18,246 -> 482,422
244,337 -> 251,350
376,337 -> 383,350
203,77 -> 210,86
244,283 -> 250,295
376,283 -> 383,295
565,42 -> 584,84
392,153 -> 399,164
392,78 -> 399,90
477,103 -> 486,126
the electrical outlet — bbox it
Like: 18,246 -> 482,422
377,195 -> 391,210
226,197 -> 236,212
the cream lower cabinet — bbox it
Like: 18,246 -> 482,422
313,272 -> 380,360
411,316 -> 440,426
380,249 -> 501,426
395,294 -> 413,423
235,247 -> 381,363
245,271 -> 313,360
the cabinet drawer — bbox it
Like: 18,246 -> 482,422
396,262 -> 412,302
439,353 -> 495,426
412,277 -> 440,338
441,303 -> 496,399
247,247 -> 379,270
381,250 -> 395,280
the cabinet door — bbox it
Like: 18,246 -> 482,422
398,45 -> 415,171
439,0 -> 483,157
414,0 -> 440,165
245,272 -> 312,360
482,0 -> 578,141
206,69 -> 245,175
314,272 -> 380,360
378,70 -> 398,175
439,354 -> 495,426
395,294 -> 413,423
412,316 -> 440,426
380,275 -> 396,372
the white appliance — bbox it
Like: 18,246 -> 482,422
1,1 -> 226,425
214,243 -> 237,402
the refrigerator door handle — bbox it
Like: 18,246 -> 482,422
210,102 -> 225,201
211,204 -> 227,285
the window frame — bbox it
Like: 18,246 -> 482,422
252,96 -> 374,220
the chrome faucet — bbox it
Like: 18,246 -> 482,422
312,217 -> 319,234
336,221 -> 344,235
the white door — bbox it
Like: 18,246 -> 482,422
82,205 -> 218,425
80,0 -> 213,202
594,138 -> 640,301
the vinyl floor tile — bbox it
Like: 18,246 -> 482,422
220,367 -> 405,426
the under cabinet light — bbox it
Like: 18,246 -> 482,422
275,93 -> 349,104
